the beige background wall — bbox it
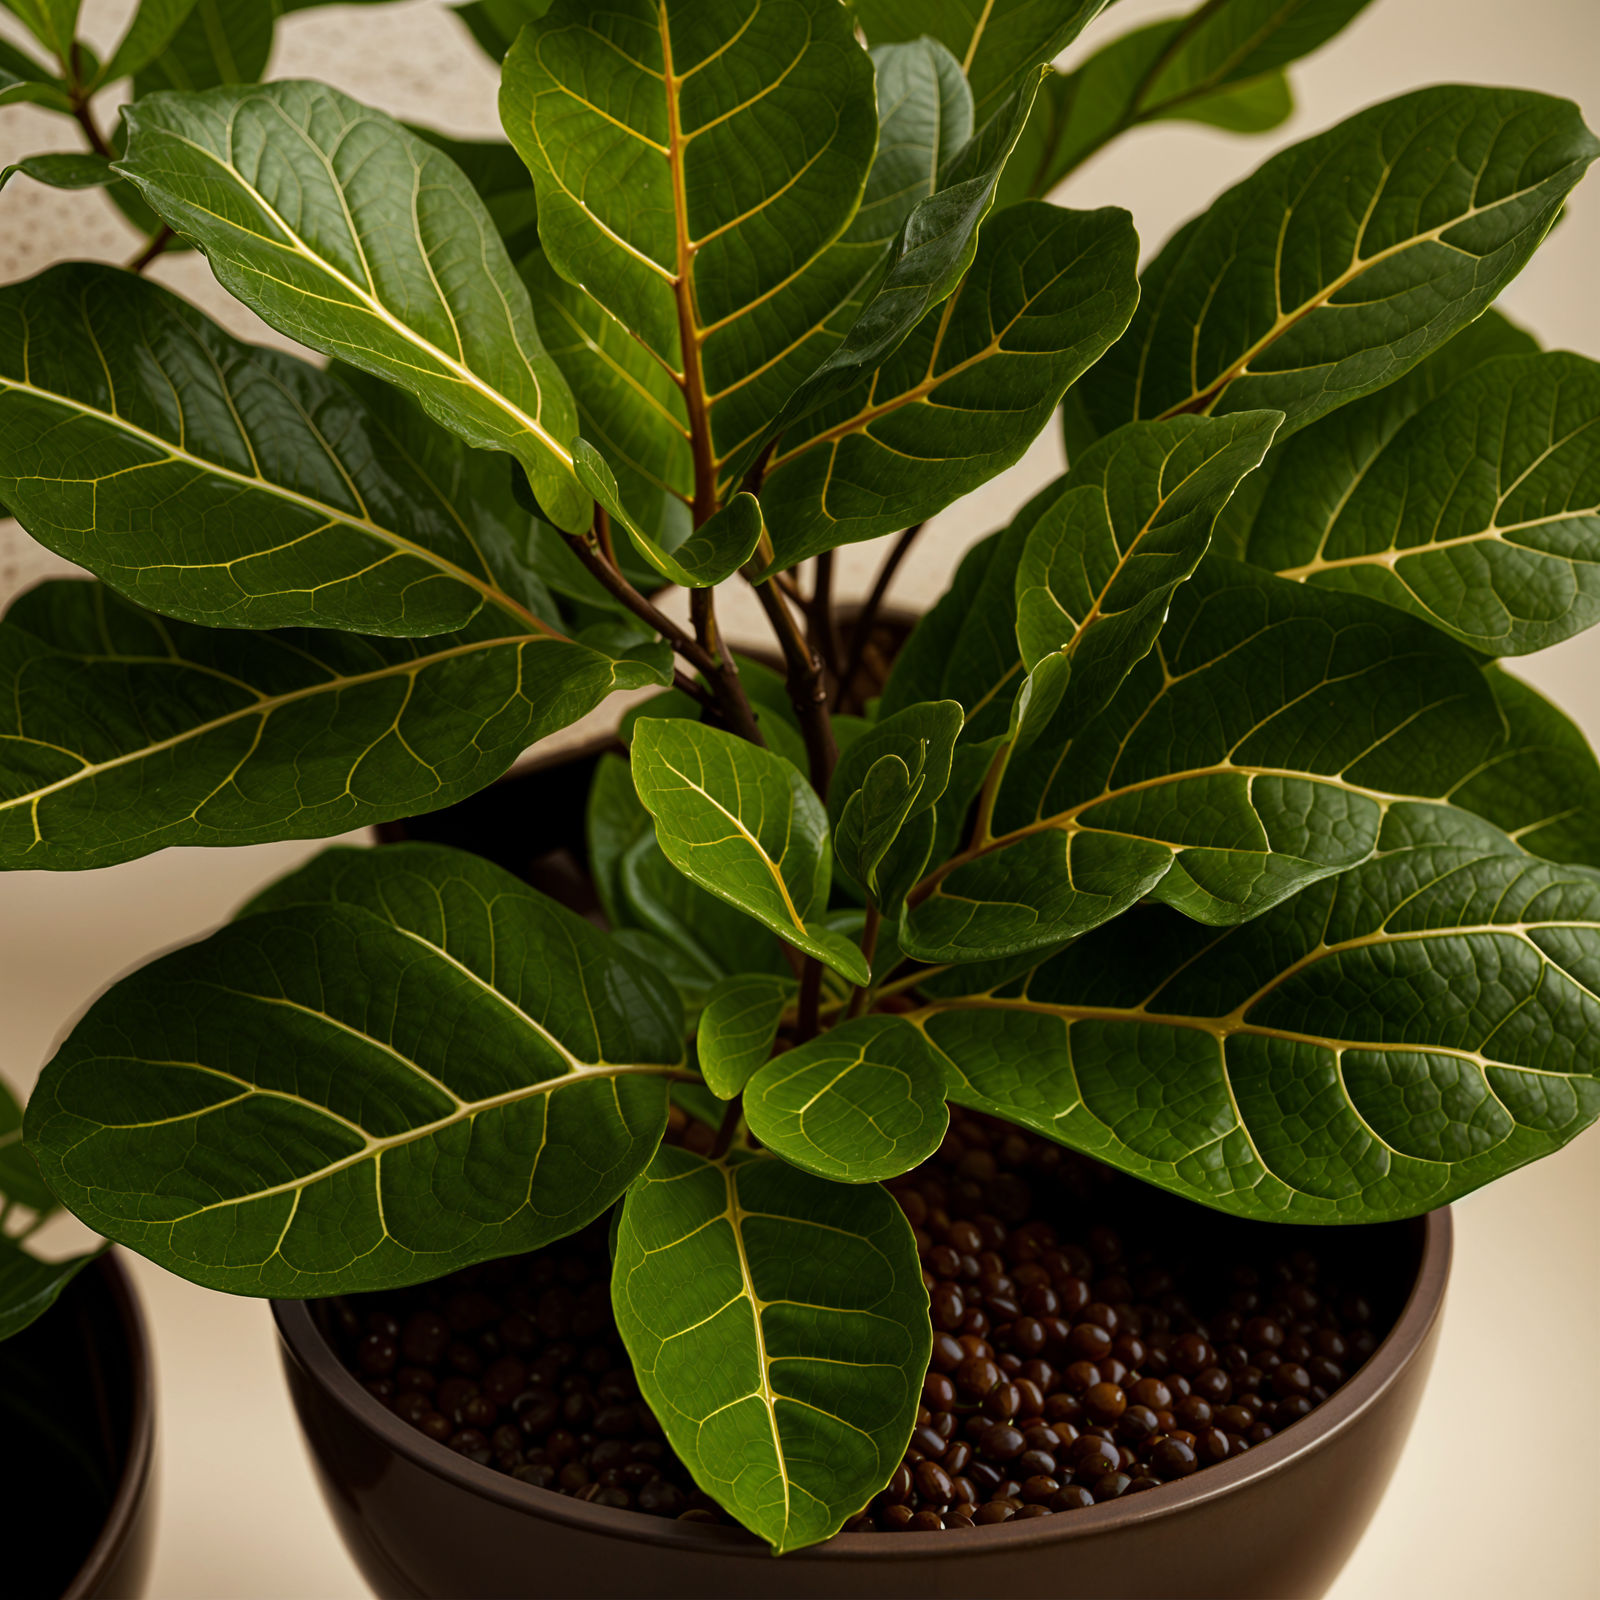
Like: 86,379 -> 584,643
2,2 -> 1596,1595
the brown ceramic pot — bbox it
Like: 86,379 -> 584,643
5,1249 -> 158,1599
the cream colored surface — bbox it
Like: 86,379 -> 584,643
1,2 -> 1596,1595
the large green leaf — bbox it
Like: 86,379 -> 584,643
0,264 -> 558,638
26,844 -> 684,1295
914,803 -> 1600,1222
132,0 -> 273,93
1014,413 -> 1282,730
452,0 -> 546,62
1074,86 -> 1600,442
612,1145 -> 930,1551
0,52 -> 71,113
744,1015 -> 948,1183
902,557 -> 1557,961
96,0 -> 200,85
631,719 -> 869,984
0,1235 -> 107,1343
855,0 -> 1107,125
1248,352 -> 1600,654
500,0 -> 878,514
408,128 -> 541,261
117,80 -> 590,532
760,201 -> 1140,570
0,581 -> 666,869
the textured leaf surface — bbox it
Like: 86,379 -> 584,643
761,201 -> 1140,569
408,127 -> 541,261
1075,85 -> 1600,440
117,79 -> 589,531
0,264 -> 557,637
26,844 -> 684,1294
915,805 -> 1600,1221
744,1016 -> 948,1182
0,581 -> 665,869
697,976 -> 791,1100
133,0 -> 273,94
631,719 -> 869,984
903,558 -> 1554,960
1250,352 -> 1600,654
613,1145 -> 929,1550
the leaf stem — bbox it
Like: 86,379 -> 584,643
795,957 -> 824,1045
690,585 -> 766,747
834,522 -> 923,710
809,550 -> 841,680
594,502 -> 619,572
846,904 -> 882,1019
561,529 -> 713,670
127,224 -> 173,274
750,573 -> 838,796
708,1095 -> 744,1161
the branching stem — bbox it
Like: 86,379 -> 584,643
750,574 -> 837,795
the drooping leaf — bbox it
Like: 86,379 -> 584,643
0,264 -> 557,637
0,1235 -> 107,1343
1248,352 -> 1600,654
901,557 -> 1553,961
96,0 -> 200,85
696,975 -> 791,1100
0,581 -> 667,869
631,719 -> 869,984
27,844 -> 684,1295
759,201 -> 1140,571
744,1015 -> 948,1183
407,127 -> 541,260
1014,412 -> 1282,727
117,79 -> 591,532
612,1145 -> 930,1551
0,67 -> 71,113
500,0 -> 878,511
855,0 -> 1108,125
914,803 -> 1600,1222
0,151 -> 116,192
1074,85 -> 1600,441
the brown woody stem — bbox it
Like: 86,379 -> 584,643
835,522 -> 923,710
751,574 -> 837,796
795,958 -> 823,1045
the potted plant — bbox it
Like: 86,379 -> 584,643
2,0 -> 1597,1593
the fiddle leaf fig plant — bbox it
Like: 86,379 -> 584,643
3,0 -> 1599,1555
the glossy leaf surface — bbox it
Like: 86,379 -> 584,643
744,1016 -> 948,1183
915,805 -> 1600,1221
1250,352 -> 1600,654
27,844 -> 684,1294
117,80 -> 590,531
613,1145 -> 929,1550
0,582 -> 665,868
697,975 -> 791,1100
1075,86 -> 1600,440
0,264 -> 556,637
631,719 -> 868,984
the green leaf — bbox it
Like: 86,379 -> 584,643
1248,352 -> 1600,654
0,151 -> 116,192
744,1016 -> 948,1184
0,67 -> 72,112
0,1079 -> 56,1217
27,843 -> 684,1295
631,719 -> 870,985
0,1235 -> 107,1343
696,975 -> 791,1100
4,0 -> 80,57
408,127 -> 541,260
452,0 -> 550,61
0,264 -> 558,637
1075,86 -> 1600,441
0,581 -> 666,869
902,557 -> 1547,961
830,701 -> 965,829
132,0 -> 273,93
117,80 -> 591,533
914,804 -> 1600,1222
1014,412 -> 1282,727
836,754 -> 923,899
587,750 -> 653,929
759,201 -> 1140,570
856,0 -> 1108,125
500,0 -> 878,510
612,1145 -> 930,1551
96,0 -> 200,85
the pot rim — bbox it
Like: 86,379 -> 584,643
273,1205 -> 1451,1563
64,1248 -> 157,1600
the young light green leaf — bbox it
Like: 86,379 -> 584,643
0,151 -> 116,192
612,1145 -> 930,1551
1251,352 -> 1600,654
744,1016 -> 949,1185
28,844 -> 685,1295
500,0 -> 877,510
903,558 -> 1556,962
836,753 -> 924,898
0,264 -> 559,638
631,719 -> 869,985
1014,412 -> 1282,724
0,581 -> 666,869
759,202 -> 1140,571
914,805 -> 1600,1222
117,79 -> 590,532
829,701 -> 965,832
1075,86 -> 1600,441
697,975 -> 791,1100
0,1235 -> 108,1343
